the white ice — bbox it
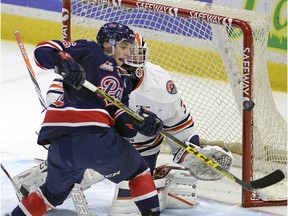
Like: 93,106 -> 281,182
1,40 -> 287,215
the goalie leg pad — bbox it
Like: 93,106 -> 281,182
110,169 -> 167,216
167,167 -> 198,208
13,163 -> 105,201
12,162 -> 101,216
71,183 -> 94,216
110,165 -> 197,215
13,160 -> 47,200
110,176 -> 172,215
153,165 -> 198,209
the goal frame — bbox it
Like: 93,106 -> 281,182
61,0 -> 287,208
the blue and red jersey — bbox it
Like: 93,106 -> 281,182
34,39 -> 135,144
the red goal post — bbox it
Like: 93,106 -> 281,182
61,0 -> 287,208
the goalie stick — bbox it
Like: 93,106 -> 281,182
81,80 -> 285,191
14,31 -> 94,216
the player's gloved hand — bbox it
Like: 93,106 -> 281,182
133,107 -> 163,136
54,52 -> 86,90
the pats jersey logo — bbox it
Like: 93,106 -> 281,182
100,76 -> 124,106
100,61 -> 114,72
166,80 -> 177,94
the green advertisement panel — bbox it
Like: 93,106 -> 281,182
243,0 -> 287,53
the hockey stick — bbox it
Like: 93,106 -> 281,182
13,32 -> 94,216
0,163 -> 30,200
14,31 -> 47,110
82,80 -> 285,191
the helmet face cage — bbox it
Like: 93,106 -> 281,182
125,33 -> 148,68
96,22 -> 135,47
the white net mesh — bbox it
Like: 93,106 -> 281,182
66,0 -> 287,203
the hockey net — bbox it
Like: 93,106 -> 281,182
62,0 -> 287,207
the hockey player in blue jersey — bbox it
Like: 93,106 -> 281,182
11,22 -> 163,216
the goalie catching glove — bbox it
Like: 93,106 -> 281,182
173,143 -> 234,181
54,51 -> 86,90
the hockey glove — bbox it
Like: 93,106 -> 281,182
54,52 -> 86,90
173,142 -> 234,181
133,107 -> 163,136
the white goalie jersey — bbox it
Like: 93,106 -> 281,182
127,62 -> 197,156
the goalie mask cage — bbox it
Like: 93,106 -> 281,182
61,0 -> 287,207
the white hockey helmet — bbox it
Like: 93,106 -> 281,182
125,32 -> 148,68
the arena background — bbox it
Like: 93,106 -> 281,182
1,0 -> 287,92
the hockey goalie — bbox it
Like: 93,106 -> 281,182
13,32 -> 234,215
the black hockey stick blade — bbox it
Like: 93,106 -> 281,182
241,169 -> 285,190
